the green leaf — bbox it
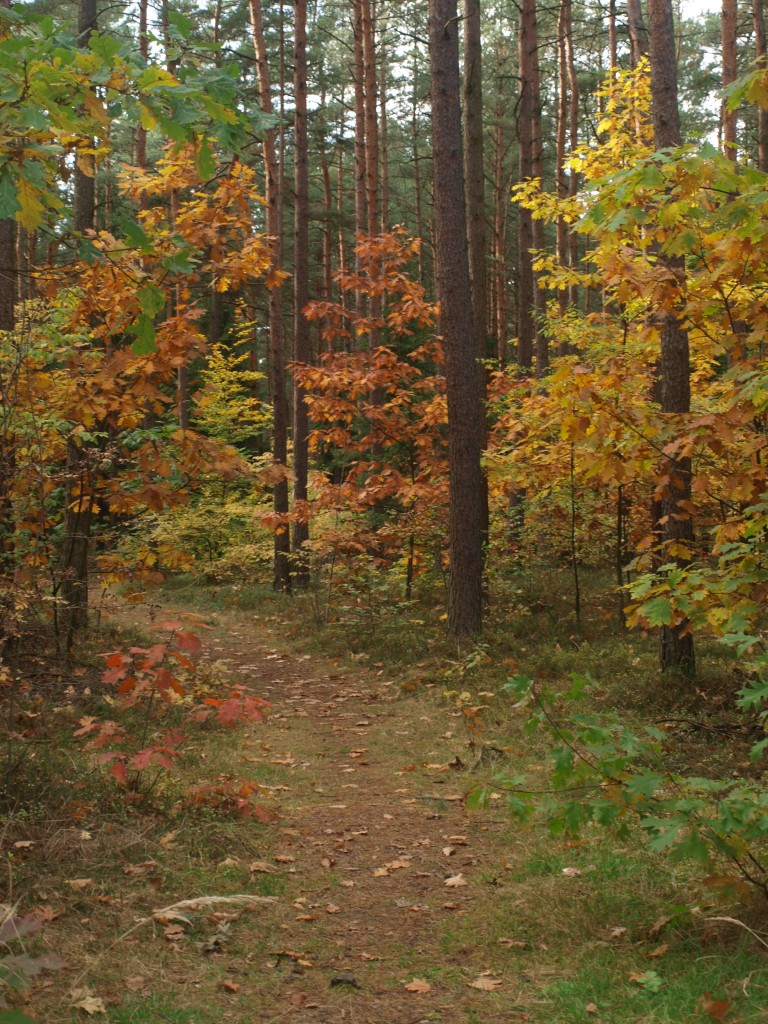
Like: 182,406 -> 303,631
167,10 -> 196,40
643,596 -> 674,627
0,172 -> 19,220
119,217 -> 152,253
131,314 -> 156,355
625,772 -> 663,800
137,283 -> 166,317
164,248 -> 198,274
196,138 -> 216,180
88,33 -> 123,61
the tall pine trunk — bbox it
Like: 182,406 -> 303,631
754,0 -> 768,170
292,0 -> 310,583
517,0 -> 541,371
429,0 -> 484,637
647,0 -> 695,676
248,0 -> 291,592
722,0 -> 738,160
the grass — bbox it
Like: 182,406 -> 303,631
93,998 -> 215,1024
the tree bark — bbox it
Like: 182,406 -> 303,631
517,0 -> 541,370
248,0 -> 291,592
627,0 -> 650,68
73,0 -> 98,234
754,0 -> 768,171
292,0 -> 310,583
462,0 -> 489,549
647,0 -> 695,676
722,0 -> 738,161
429,0 -> 484,637
0,218 -> 14,334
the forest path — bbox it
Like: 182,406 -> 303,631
38,598 -> 536,1024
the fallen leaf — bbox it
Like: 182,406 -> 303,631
325,904 -> 341,914
248,861 -> 275,874
647,915 -> 671,938
66,879 -> 94,891
561,867 -> 581,877
295,914 -> 317,922
13,841 -> 34,850
70,987 -> 107,1014
404,978 -> 432,994
498,938 -> 527,949
124,977 -> 146,992
444,874 -> 468,888
159,831 -> 178,849
123,861 -> 158,876
607,926 -> 627,941
585,1003 -> 598,1015
698,994 -> 731,1021
469,976 -> 502,991
442,846 -> 456,856
648,943 -> 669,958
219,979 -> 240,993
275,854 -> 295,864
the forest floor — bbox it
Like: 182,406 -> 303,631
13,589 -> 768,1024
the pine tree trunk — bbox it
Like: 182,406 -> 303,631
517,0 -> 539,370
0,218 -> 14,334
754,0 -> 768,170
292,0 -> 310,583
722,0 -> 738,160
462,0 -> 489,550
627,0 -> 649,68
429,0 -> 484,638
73,0 -> 98,233
647,0 -> 695,676
248,0 -> 291,592
353,0 -> 368,320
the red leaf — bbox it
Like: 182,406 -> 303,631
174,630 -> 202,653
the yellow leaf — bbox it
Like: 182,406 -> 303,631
16,178 -> 45,230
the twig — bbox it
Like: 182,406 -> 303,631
692,909 -> 768,951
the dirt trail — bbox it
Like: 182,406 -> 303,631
193,612 -> 525,1024
27,601 -> 532,1024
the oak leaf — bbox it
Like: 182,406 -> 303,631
404,978 -> 431,993
468,976 -> 502,991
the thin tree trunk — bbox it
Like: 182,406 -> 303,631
379,19 -> 390,232
135,0 -> 149,187
73,0 -> 98,233
566,2 -> 579,309
463,0 -> 489,550
0,218 -> 14,334
754,0 -> 768,170
608,0 -> 618,70
517,0 -> 539,370
412,51 -> 425,284
292,0 -> 310,584
463,0 -> 488,364
429,0 -> 484,637
722,0 -> 738,161
248,0 -> 291,592
648,0 -> 695,676
556,0 -> 569,318
362,0 -> 381,348
627,0 -> 650,68
353,0 -> 368,319
493,71 -> 509,363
